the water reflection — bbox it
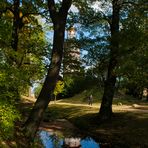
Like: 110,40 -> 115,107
81,137 -> 100,148
39,131 -> 63,148
39,130 -> 100,148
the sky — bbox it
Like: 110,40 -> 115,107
31,0 -> 111,87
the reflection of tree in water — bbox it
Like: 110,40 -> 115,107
81,137 -> 100,148
50,133 -> 63,148
84,137 -> 92,141
39,131 -> 63,148
39,131 -> 100,148
62,137 -> 81,148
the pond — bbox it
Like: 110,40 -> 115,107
39,130 -> 100,148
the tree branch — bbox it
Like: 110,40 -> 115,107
47,0 -> 57,22
59,0 -> 72,18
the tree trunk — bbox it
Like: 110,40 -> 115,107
11,0 -> 20,51
24,0 -> 72,141
99,0 -> 120,120
24,24 -> 65,139
10,0 -> 24,66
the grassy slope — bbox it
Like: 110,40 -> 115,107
45,88 -> 148,147
2,88 -> 147,147
60,86 -> 145,104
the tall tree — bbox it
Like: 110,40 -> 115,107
99,0 -> 120,120
0,0 -> 47,141
71,0 -> 147,120
24,0 -> 72,140
0,0 -> 47,99
11,0 -> 20,51
76,0 -> 121,119
117,0 -> 148,99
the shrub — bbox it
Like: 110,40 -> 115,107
0,100 -> 20,140
34,84 -> 43,99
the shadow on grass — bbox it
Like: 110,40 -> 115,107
18,99 -> 148,147
74,112 -> 148,147
46,104 -> 148,147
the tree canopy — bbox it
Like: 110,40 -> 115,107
0,0 -> 147,145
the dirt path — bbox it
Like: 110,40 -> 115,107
55,101 -> 148,112
22,96 -> 148,113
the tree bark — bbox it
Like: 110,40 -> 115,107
11,0 -> 20,51
10,0 -> 24,66
99,0 -> 120,120
24,0 -> 72,141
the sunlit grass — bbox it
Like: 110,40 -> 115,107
45,100 -> 148,147
21,94 -> 148,147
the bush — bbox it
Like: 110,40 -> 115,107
34,84 -> 43,99
0,100 -> 20,140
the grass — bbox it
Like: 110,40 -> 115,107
44,93 -> 148,148
3,91 -> 147,147
60,88 -> 147,106
60,87 -> 104,104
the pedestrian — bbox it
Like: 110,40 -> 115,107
88,94 -> 93,106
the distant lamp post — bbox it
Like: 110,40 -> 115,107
67,26 -> 76,39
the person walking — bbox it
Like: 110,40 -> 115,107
88,94 -> 93,106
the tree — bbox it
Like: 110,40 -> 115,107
0,0 -> 47,141
77,0 -> 147,120
117,0 -> 148,99
99,0 -> 148,119
0,0 -> 47,100
99,0 -> 120,120
75,0 -> 120,119
24,0 -> 72,141
72,0 -> 147,119
54,80 -> 64,103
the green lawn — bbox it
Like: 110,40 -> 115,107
45,95 -> 148,147
2,94 -> 147,147
59,88 -> 147,105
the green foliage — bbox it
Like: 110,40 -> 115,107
0,100 -> 20,140
63,76 -> 82,97
0,0 -> 49,102
62,75 -> 99,98
54,80 -> 64,97
34,84 -> 43,99
0,0 -> 48,141
117,0 -> 148,98
72,0 -> 148,100
0,64 -> 20,101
